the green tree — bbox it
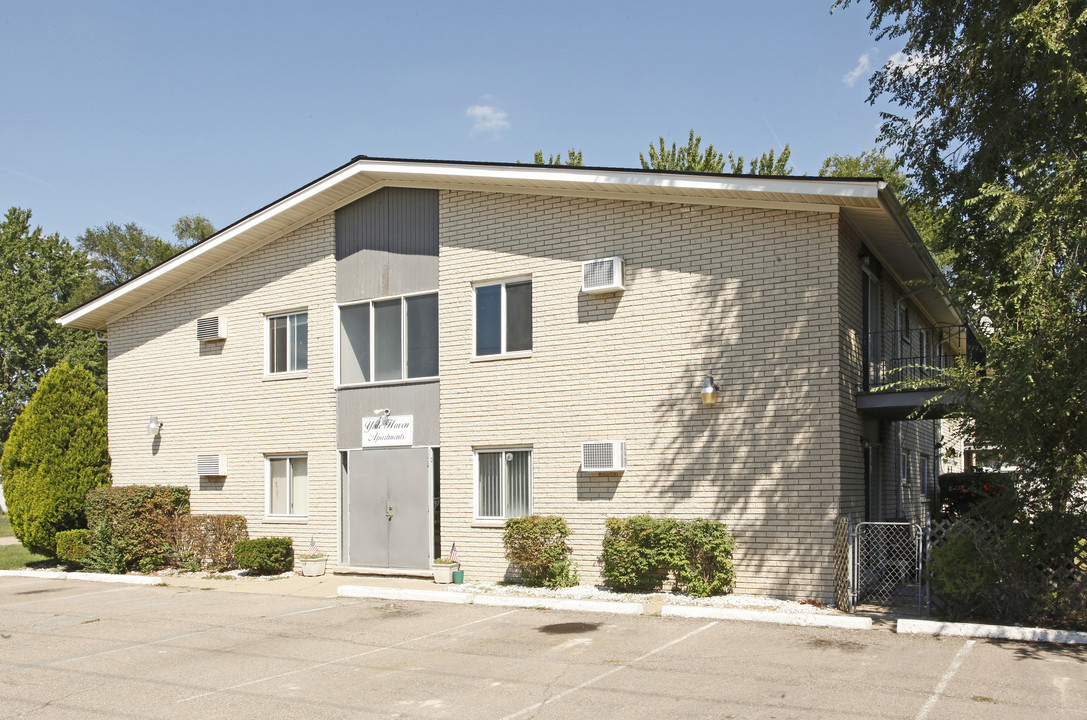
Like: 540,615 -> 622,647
0,209 -> 103,454
640,130 -> 793,175
819,148 -> 944,252
839,0 -> 1087,511
77,221 -> 182,292
0,363 -> 110,556
533,149 -> 584,166
172,214 -> 216,244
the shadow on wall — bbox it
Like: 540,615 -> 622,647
644,239 -> 840,594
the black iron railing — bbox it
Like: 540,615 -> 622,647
865,324 -> 981,392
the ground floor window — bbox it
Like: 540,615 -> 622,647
476,448 -> 531,519
268,455 -> 308,516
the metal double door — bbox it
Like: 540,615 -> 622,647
348,447 -> 431,570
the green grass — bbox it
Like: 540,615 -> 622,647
0,544 -> 54,570
0,513 -> 12,538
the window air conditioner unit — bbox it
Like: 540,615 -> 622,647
197,455 -> 226,478
581,441 -> 626,472
197,316 -> 225,342
581,257 -> 625,294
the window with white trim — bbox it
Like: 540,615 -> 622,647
474,279 -> 531,356
476,448 -> 532,519
268,312 -> 308,374
267,455 -> 308,517
339,292 -> 438,384
919,453 -> 931,498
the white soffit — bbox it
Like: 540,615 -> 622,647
57,158 -> 897,331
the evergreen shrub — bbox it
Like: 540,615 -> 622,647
55,529 -> 90,567
84,485 -> 190,573
0,363 -> 110,556
234,537 -> 293,575
503,515 -> 578,588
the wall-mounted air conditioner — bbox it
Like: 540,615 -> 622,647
197,454 -> 226,478
581,441 -> 626,472
197,316 -> 225,342
581,257 -> 625,294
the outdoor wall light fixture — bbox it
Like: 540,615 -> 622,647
146,416 -> 163,436
700,376 -> 720,406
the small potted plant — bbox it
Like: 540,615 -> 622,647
431,544 -> 460,584
298,537 -> 326,577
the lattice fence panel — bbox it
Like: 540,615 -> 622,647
854,522 -> 922,612
834,516 -> 851,612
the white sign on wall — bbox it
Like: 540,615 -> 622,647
362,415 -> 414,447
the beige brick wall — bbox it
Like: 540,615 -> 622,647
437,190 -> 844,600
106,215 -> 339,563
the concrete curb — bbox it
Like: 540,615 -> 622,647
0,569 -> 68,580
0,569 -> 164,585
897,618 -> 1087,645
663,605 -> 874,630
473,594 -> 644,615
337,585 -> 473,604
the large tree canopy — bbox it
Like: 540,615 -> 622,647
840,0 -> 1087,511
77,221 -> 183,293
0,209 -> 103,453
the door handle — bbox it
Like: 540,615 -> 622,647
386,504 -> 394,520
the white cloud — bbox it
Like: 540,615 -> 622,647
843,51 -> 872,87
466,104 -> 510,135
886,51 -> 939,76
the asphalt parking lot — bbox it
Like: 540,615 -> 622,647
1,577 -> 1084,719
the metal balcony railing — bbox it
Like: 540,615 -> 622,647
865,324 -> 981,392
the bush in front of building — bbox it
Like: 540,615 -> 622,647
173,514 -> 249,571
0,363 -> 110,556
55,529 -> 90,567
938,470 -> 1014,517
234,537 -> 294,575
930,498 -> 1087,626
602,516 -> 736,597
503,515 -> 578,588
84,485 -> 191,573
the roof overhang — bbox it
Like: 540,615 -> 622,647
58,156 -> 959,331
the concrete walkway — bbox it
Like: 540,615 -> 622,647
0,536 -> 20,546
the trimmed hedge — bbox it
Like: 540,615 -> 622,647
173,514 -> 248,571
503,515 -> 578,588
84,485 -> 190,573
602,516 -> 736,597
0,363 -> 110,556
55,529 -> 90,567
234,537 -> 293,575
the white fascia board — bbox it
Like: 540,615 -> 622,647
58,162 -> 369,328
352,159 -> 882,200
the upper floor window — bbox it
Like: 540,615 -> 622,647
475,279 -> 531,357
268,312 -> 307,374
339,292 -> 438,385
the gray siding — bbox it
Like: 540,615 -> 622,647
335,188 -> 439,303
337,383 -> 440,449
335,187 -> 441,452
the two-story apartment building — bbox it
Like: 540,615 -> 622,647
59,157 -> 969,602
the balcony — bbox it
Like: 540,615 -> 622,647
857,324 -> 981,420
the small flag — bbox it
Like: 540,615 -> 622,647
310,536 -> 318,556
449,543 -> 458,563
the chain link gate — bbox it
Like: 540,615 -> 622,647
851,521 -> 924,615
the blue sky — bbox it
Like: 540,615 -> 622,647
1,1 -> 904,244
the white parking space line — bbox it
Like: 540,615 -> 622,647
915,639 -> 975,720
177,609 -> 521,703
1,586 -> 137,608
0,600 -> 356,677
498,620 -> 719,720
